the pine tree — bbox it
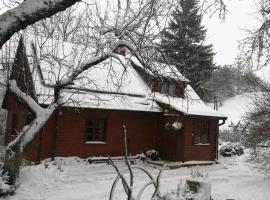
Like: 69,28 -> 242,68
161,0 -> 215,100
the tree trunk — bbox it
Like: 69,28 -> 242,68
2,145 -> 23,185
0,105 -> 57,191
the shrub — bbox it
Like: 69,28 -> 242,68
162,178 -> 211,200
249,147 -> 270,175
0,169 -> 17,196
241,91 -> 270,174
145,150 -> 160,161
220,142 -> 244,157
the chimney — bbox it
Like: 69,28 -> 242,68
114,46 -> 126,56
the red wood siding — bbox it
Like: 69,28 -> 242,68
40,108 -> 161,159
183,118 -> 218,161
3,92 -> 219,162
2,93 -> 41,161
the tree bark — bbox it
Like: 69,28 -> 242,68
2,146 -> 23,185
0,103 -> 57,188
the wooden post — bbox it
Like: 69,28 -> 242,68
123,125 -> 128,157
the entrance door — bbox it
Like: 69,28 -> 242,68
161,117 -> 184,161
162,126 -> 177,161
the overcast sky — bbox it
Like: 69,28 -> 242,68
0,0 -> 263,70
203,0 -> 260,66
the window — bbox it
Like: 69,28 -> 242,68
169,84 -> 176,96
160,82 -> 179,97
192,119 -> 209,144
175,83 -> 185,98
85,119 -> 106,142
161,82 -> 169,94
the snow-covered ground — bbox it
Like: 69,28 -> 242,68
3,153 -> 270,200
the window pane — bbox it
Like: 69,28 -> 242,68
97,120 -> 105,141
192,120 -> 200,144
85,119 -> 105,142
192,119 -> 209,144
169,84 -> 176,96
175,84 -> 185,98
201,133 -> 208,143
86,120 -> 93,141
161,83 -> 168,94
201,121 -> 209,144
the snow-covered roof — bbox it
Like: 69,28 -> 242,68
2,33 -> 226,117
19,34 -> 161,112
150,85 -> 226,118
130,56 -> 190,83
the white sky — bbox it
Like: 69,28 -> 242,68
203,0 -> 260,66
0,1 -> 263,69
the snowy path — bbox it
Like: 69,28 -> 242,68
3,156 -> 270,200
211,157 -> 270,200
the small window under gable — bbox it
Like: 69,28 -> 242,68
161,82 -> 169,94
175,83 -> 185,98
150,79 -> 186,98
85,119 -> 106,142
169,84 -> 176,96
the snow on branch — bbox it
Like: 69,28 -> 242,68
8,80 -> 43,114
7,80 -> 58,152
58,52 -> 112,87
58,40 -> 139,87
8,102 -> 57,151
0,0 -> 80,47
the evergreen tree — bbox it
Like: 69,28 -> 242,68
161,0 -> 215,100
203,64 -> 263,102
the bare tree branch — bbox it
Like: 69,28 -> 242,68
0,0 -> 81,47
8,80 -> 42,114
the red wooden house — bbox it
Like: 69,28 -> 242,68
1,35 -> 226,162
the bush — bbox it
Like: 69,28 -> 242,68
0,169 -> 17,196
220,142 -> 244,157
145,150 -> 160,161
161,178 -> 211,200
242,91 -> 270,174
249,147 -> 270,175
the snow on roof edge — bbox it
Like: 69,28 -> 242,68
151,88 -> 227,119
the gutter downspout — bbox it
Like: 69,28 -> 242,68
216,119 -> 226,160
219,119 -> 226,126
